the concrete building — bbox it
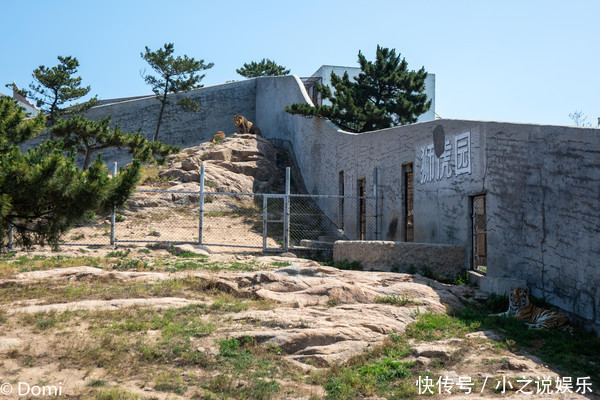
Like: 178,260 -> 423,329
70,74 -> 599,333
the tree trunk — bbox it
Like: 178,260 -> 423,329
153,81 -> 170,142
83,150 -> 93,170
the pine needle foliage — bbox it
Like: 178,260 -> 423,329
52,115 -> 179,169
141,43 -> 213,141
0,97 -> 140,249
236,59 -> 290,78
28,56 -> 96,129
286,45 -> 431,133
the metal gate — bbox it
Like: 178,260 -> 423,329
262,195 -> 286,251
472,194 -> 487,273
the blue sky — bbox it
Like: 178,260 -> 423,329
1,0 -> 598,126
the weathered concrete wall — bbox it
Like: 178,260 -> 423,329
333,240 -> 465,278
86,79 -> 256,147
483,123 -> 600,327
26,80 -> 257,167
256,75 -> 600,332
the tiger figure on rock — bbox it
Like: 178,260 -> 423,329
491,287 -> 573,334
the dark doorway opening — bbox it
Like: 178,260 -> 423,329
357,178 -> 366,240
403,163 -> 414,242
338,171 -> 344,230
471,194 -> 487,273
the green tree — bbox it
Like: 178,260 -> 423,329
0,97 -> 140,249
28,56 -> 96,131
285,45 -> 431,133
141,43 -> 213,142
236,58 -> 290,78
52,115 -> 180,170
0,96 -> 46,148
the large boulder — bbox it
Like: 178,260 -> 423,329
129,133 -> 281,208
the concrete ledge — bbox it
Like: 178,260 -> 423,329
333,240 -> 465,279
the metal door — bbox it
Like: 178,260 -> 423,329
472,194 -> 487,273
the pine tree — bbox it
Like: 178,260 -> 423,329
141,43 -> 213,142
285,46 -> 431,132
52,115 -> 179,170
28,56 -> 96,130
0,97 -> 140,249
236,59 -> 290,78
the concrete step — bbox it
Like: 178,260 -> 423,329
299,239 -> 334,249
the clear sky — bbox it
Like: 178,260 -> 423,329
1,0 -> 598,126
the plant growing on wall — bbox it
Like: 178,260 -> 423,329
51,115 -> 179,169
141,43 -> 213,142
285,45 -> 431,133
0,97 -> 140,248
236,59 -> 290,78
28,56 -> 97,132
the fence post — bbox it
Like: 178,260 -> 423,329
198,165 -> 205,245
7,226 -> 14,250
110,162 -> 117,246
373,167 -> 379,240
283,167 -> 291,251
262,196 -> 268,251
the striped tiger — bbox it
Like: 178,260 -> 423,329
492,287 -> 573,334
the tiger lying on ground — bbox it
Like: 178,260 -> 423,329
491,287 -> 573,334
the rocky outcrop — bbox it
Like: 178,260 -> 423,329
159,133 -> 279,194
197,264 -> 469,367
128,133 -> 281,208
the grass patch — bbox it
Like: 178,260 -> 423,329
318,335 -> 417,400
154,370 -> 188,395
139,164 -> 170,187
455,294 -> 600,385
333,260 -> 362,271
0,276 -> 211,304
210,294 -> 249,312
271,261 -> 292,267
93,387 -> 140,400
0,255 -> 111,276
168,245 -> 209,259
405,311 -> 475,341
105,249 -> 131,258
210,337 -> 286,399
69,233 -> 85,241
87,380 -> 108,387
114,258 -> 151,271
374,294 -> 419,307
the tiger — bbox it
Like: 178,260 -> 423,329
491,287 -> 573,334
233,114 -> 262,136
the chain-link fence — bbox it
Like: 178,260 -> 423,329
49,167 -> 381,251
